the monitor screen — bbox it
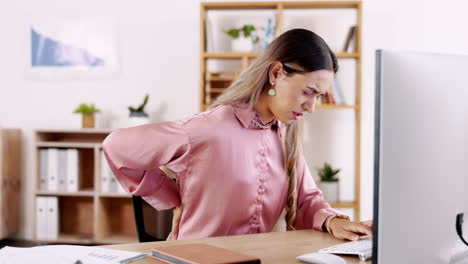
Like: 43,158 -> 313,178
373,50 -> 468,263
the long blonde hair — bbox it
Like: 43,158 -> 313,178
212,29 -> 338,230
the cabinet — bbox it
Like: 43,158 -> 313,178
200,1 -> 362,220
33,129 -> 137,244
0,129 -> 21,239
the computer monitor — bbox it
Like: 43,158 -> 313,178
373,50 -> 468,263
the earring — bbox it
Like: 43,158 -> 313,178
268,88 -> 276,96
269,81 -> 276,96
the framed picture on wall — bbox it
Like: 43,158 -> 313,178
26,16 -> 120,80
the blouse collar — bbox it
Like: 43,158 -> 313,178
231,102 -> 281,130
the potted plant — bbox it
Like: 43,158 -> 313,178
73,103 -> 100,128
223,24 -> 260,52
317,162 -> 340,203
128,94 -> 150,127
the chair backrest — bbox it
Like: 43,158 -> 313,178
132,196 -> 173,242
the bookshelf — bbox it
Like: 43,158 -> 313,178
200,1 -> 362,220
33,129 -> 137,245
0,129 -> 21,240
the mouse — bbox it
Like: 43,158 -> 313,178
296,252 -> 346,264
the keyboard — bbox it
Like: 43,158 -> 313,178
318,238 -> 373,261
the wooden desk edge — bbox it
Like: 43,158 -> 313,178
103,230 -> 371,264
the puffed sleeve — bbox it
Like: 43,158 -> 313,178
102,121 -> 190,210
294,154 -> 343,231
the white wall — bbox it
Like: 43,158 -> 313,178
361,0 -> 468,222
0,0 -> 200,239
1,0 -> 467,240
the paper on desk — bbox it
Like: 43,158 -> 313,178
0,245 -> 149,264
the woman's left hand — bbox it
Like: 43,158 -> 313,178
328,218 -> 373,241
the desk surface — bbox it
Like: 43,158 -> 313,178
104,229 -> 371,264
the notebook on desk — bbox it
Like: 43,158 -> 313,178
151,243 -> 261,264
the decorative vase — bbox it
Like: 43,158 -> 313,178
128,112 -> 150,127
231,36 -> 254,52
82,114 -> 95,128
318,181 -> 339,203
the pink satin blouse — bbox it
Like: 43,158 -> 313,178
102,103 -> 341,240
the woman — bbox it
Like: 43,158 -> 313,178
103,28 -> 372,241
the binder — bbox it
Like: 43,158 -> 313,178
100,151 -> 110,193
39,149 -> 48,191
57,149 -> 68,192
46,196 -> 59,240
47,148 -> 59,191
109,175 -> 118,193
35,197 -> 48,240
66,149 -> 79,192
116,177 -> 127,194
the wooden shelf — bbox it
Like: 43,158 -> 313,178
35,233 -> 139,245
205,72 -> 239,81
35,128 -> 113,134
36,190 -> 95,197
202,103 -> 358,111
37,141 -> 101,149
98,193 -> 132,198
330,202 -> 358,209
36,235 -> 94,245
33,130 -> 140,245
335,52 -> 360,59
282,1 -> 360,9
202,2 -> 278,10
97,197 -> 137,243
203,52 -> 259,59
316,104 -> 358,110
202,1 -> 360,10
35,129 -> 110,144
200,1 -> 363,221
206,88 -> 227,93
204,52 -> 359,60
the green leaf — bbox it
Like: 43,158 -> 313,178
317,162 -> 340,182
223,29 -> 240,39
242,24 -> 256,37
73,103 -> 100,115
253,36 -> 260,44
129,94 -> 150,113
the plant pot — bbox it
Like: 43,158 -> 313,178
128,112 -> 150,127
318,181 -> 339,204
82,114 -> 95,128
231,36 -> 254,52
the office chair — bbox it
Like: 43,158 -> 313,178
132,195 -> 173,242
